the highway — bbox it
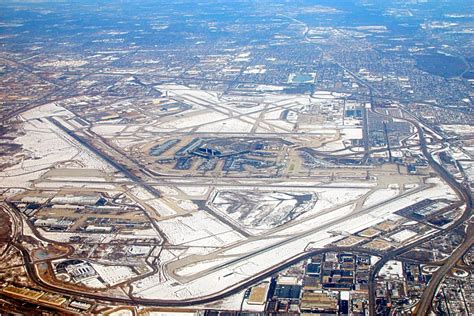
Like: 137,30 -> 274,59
366,106 -> 473,315
2,121 -> 470,314
6,107 -> 468,312
416,224 -> 474,315
0,56 -> 99,123
2,63 -> 471,313
338,65 -> 472,311
1,178 -> 438,309
9,220 -> 384,309
402,109 -> 473,315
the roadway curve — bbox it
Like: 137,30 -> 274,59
416,222 -> 474,315
5,82 -> 472,312
367,107 -> 473,315
13,231 -> 383,308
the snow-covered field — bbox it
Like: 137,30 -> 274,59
91,124 -> 128,136
128,186 -> 177,216
196,118 -> 253,133
379,260 -> 404,278
175,257 -> 235,276
91,263 -> 136,286
340,127 -> 363,140
175,186 -> 210,197
440,124 -> 473,136
363,187 -> 400,207
0,103 -> 118,189
210,190 -> 316,232
390,229 -> 417,243
220,237 -> 287,256
33,181 -> 117,190
160,112 -> 228,130
0,118 -> 113,188
156,211 -> 244,247
299,187 -> 370,219
4,84 -> 462,304
130,176 -> 457,301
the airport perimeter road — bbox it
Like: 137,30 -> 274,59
11,182 -> 436,308
10,87 -> 472,311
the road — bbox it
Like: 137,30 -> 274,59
8,220 -> 382,309
48,117 -> 168,244
2,50 -> 471,312
416,222 -> 474,315
7,103 -> 470,312
410,111 -> 473,315
300,58 -> 472,314
167,183 -> 431,284
0,57 -> 98,123
1,176 -> 436,308
367,106 -> 473,315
